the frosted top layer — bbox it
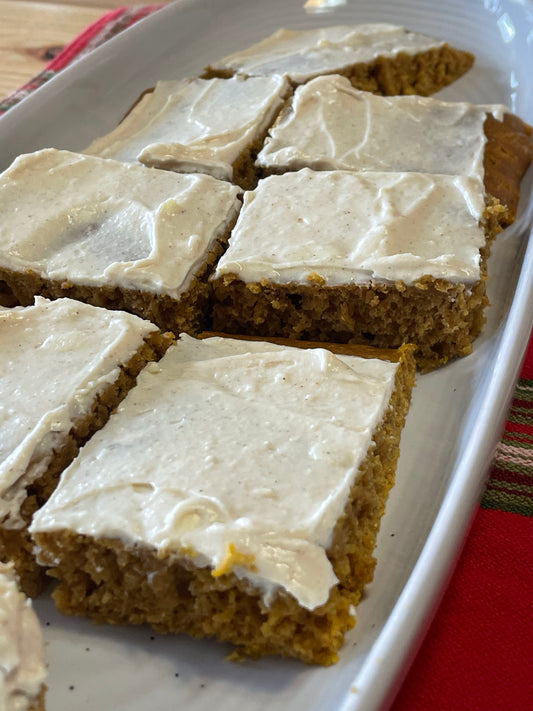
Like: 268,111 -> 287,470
257,74 -> 507,177
0,296 -> 158,528
31,334 -> 399,611
214,168 -> 486,286
0,149 -> 241,298
0,563 -> 46,711
85,75 -> 290,181
209,24 -> 447,83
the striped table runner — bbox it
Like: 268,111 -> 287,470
483,334 -> 533,516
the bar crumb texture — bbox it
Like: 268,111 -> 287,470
31,335 -> 416,664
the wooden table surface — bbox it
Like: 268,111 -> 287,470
0,0 -> 169,101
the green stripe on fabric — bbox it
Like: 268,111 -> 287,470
485,480 -> 533,495
507,414 -> 533,426
481,490 -> 533,516
509,390 -> 533,398
496,434 -> 533,450
482,474 -> 533,515
492,460 -> 533,475
482,372 -> 533,515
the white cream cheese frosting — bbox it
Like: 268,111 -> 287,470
0,149 -> 241,298
209,24 -> 447,84
257,74 -> 508,179
30,334 -> 399,611
0,296 -> 158,529
85,75 -> 290,181
213,168 -> 486,286
0,563 -> 46,711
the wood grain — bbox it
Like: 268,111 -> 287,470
0,0 -> 170,101
0,0 -> 104,98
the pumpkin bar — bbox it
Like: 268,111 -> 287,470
0,562 -> 47,710
256,74 -> 533,226
30,334 -> 416,665
0,297 -> 172,596
211,168 -> 503,370
0,149 -> 241,335
204,23 -> 474,94
85,75 -> 292,190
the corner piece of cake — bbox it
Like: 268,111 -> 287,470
0,562 -> 47,711
256,75 -> 533,227
85,75 -> 292,189
0,148 -> 242,335
30,333 -> 416,665
211,168 -> 497,370
204,23 -> 474,95
0,297 -> 172,597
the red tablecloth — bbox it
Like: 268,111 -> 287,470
1,8 -> 532,709
393,335 -> 533,711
